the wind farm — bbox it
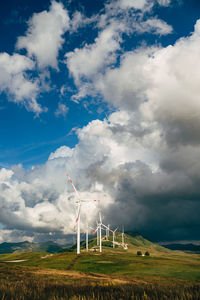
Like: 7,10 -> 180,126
0,173 -> 199,299
66,173 -> 126,255
1,175 -> 199,299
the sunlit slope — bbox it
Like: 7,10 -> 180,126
0,235 -> 199,282
122,232 -> 170,254
78,232 -> 169,255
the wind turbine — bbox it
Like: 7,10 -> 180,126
106,224 -> 110,240
67,174 -> 81,254
110,227 -> 118,248
94,209 -> 109,253
66,173 -> 100,254
66,173 -> 85,255
86,223 -> 89,252
96,210 -> 103,252
122,225 -> 125,248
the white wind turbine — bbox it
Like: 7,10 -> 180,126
66,173 -> 82,254
96,210 -> 103,252
96,211 -> 113,252
66,173 -> 100,254
109,227 -> 118,248
122,225 -> 125,248
86,223 -> 89,252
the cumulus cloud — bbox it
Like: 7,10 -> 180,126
0,53 -> 42,113
82,19 -> 200,149
16,1 -> 70,69
66,23 -> 122,85
48,146 -> 73,160
66,0 -> 173,101
1,103 -> 200,243
0,168 -> 14,182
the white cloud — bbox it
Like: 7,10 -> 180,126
83,19 -> 200,148
66,23 -> 122,85
16,1 -> 70,69
107,0 -> 153,12
70,11 -> 97,32
157,0 -> 171,6
0,112 -> 156,237
48,146 -> 73,160
94,48 -> 154,110
116,0 -> 148,10
0,168 -> 13,182
55,102 -> 68,118
0,52 -> 42,113
138,18 -> 173,35
66,0 -> 173,102
1,108 -> 200,242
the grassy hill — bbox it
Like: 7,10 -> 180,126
0,233 -> 199,299
75,232 -> 170,256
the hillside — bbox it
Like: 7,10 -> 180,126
76,231 -> 170,256
0,241 -> 68,254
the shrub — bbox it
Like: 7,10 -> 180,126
137,251 -> 142,256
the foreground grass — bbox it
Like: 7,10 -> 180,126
0,248 -> 199,299
0,263 -> 200,300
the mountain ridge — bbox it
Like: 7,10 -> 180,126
0,241 -> 68,254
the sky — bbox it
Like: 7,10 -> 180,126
0,0 -> 200,244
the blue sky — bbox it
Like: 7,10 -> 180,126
0,0 -> 200,243
0,0 -> 197,168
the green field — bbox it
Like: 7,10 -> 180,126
0,233 -> 199,299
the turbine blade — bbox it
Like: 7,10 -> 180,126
66,173 -> 81,201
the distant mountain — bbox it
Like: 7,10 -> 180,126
0,241 -> 69,254
163,243 -> 200,252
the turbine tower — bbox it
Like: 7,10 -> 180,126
99,211 -> 102,252
66,174 -> 82,254
66,173 -> 100,254
95,211 -> 103,252
122,225 -> 125,248
111,227 -> 118,248
86,223 -> 89,252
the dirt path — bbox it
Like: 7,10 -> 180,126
67,255 -> 80,270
